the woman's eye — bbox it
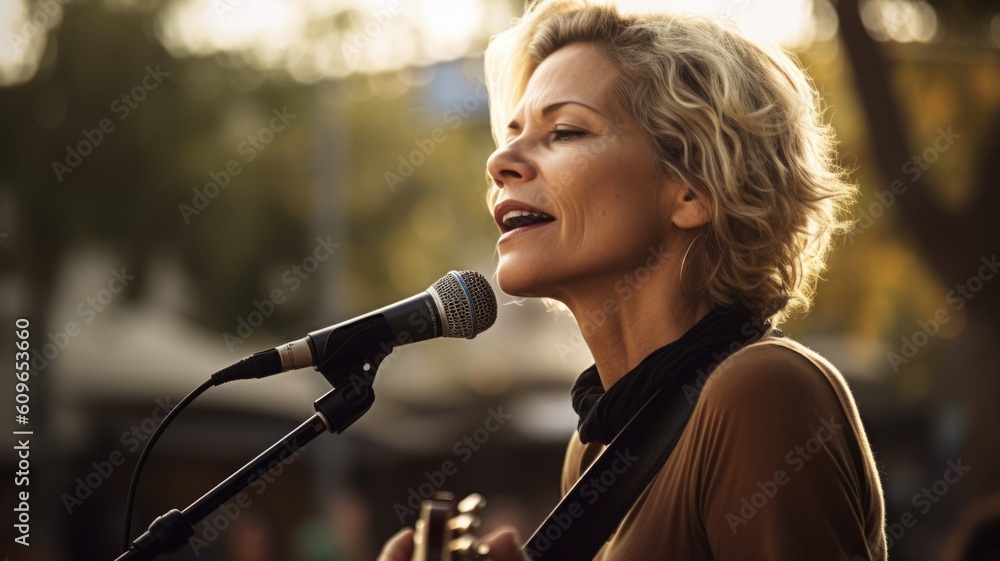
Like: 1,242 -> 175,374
552,129 -> 584,141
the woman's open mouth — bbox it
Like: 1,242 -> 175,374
498,211 -> 556,243
501,210 -> 555,231
493,201 -> 557,244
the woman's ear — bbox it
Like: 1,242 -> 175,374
670,185 -> 710,229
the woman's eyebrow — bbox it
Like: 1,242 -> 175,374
506,100 -> 607,131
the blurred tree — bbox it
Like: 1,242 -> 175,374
835,0 -> 1000,542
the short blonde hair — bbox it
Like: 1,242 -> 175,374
484,0 -> 856,325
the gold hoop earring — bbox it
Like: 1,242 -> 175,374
679,233 -> 706,285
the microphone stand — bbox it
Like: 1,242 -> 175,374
114,362 -> 378,561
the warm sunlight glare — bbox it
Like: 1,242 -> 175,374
0,0 -> 63,86
2,0 -> 936,87
155,0 -> 503,82
616,0 -> 819,48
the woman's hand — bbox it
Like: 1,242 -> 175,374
377,528 -> 414,561
376,526 -> 531,561
478,526 -> 531,561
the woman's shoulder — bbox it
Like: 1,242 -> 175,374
686,336 -> 887,556
689,335 -> 880,489
688,335 -> 875,474
697,336 -> 855,418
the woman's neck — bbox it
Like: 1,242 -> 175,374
558,267 -> 712,390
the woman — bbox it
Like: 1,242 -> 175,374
381,0 -> 886,559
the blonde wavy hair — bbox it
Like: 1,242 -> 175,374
484,0 -> 857,326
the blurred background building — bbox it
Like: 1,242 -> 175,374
1,0 -> 998,559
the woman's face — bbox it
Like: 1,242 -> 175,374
487,43 -> 683,301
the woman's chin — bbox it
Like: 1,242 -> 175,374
496,263 -> 554,298
496,276 -> 539,298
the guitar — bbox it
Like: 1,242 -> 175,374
411,492 -> 489,561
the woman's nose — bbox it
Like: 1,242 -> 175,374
487,141 -> 536,189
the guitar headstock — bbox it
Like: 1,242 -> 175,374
412,492 -> 488,561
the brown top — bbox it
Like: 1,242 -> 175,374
560,337 -> 887,560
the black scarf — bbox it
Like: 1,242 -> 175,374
571,306 -> 778,444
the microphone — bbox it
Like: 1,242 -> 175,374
211,270 -> 497,385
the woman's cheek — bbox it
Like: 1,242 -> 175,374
545,152 -> 586,189
579,137 -> 610,170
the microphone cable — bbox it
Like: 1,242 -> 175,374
121,348 -> 282,552
120,378 -> 214,553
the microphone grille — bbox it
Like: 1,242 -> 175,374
431,271 -> 498,339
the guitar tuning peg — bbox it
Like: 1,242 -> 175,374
457,493 -> 486,514
446,512 -> 480,533
448,534 -> 490,560
449,534 -> 476,551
